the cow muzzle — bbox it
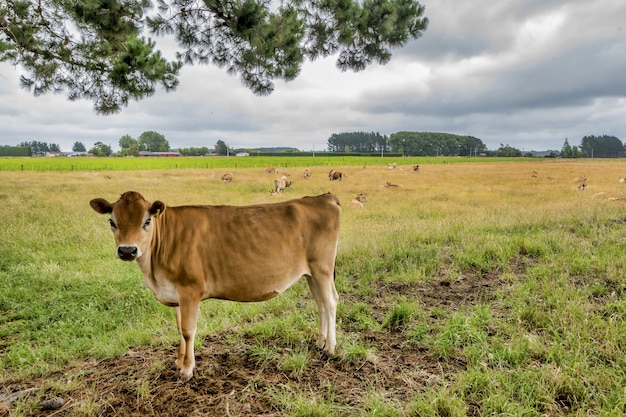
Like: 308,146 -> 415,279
117,245 -> 139,261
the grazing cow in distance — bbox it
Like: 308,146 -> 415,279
385,182 -> 402,188
349,193 -> 368,209
303,167 -> 311,180
387,162 -> 397,170
619,178 -> 626,183
413,165 -> 420,172
329,170 -> 343,181
274,178 -> 293,193
220,172 -> 233,183
90,191 -> 341,381
265,167 -> 278,174
577,183 -> 587,190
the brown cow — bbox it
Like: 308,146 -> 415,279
220,172 -> 233,183
274,178 -> 293,193
349,193 -> 368,209
265,167 -> 278,174
303,167 -> 311,180
328,170 -> 343,181
90,191 -> 341,381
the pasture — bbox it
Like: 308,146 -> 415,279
1,159 -> 626,416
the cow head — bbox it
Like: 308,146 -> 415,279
90,191 -> 165,261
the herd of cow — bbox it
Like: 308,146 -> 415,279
90,163 -> 422,381
221,164 -> 419,198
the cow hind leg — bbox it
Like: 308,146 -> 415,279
174,299 -> 200,381
306,270 -> 338,355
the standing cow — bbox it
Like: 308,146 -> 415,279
90,191 -> 341,381
274,178 -> 293,193
220,172 -> 233,183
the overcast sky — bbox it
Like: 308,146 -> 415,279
1,0 -> 625,153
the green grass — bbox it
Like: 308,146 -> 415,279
3,158 -> 626,415
0,155 -> 527,172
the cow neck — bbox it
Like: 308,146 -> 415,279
135,211 -> 162,278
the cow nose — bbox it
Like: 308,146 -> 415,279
117,245 -> 138,260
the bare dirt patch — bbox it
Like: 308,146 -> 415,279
1,273 -> 507,416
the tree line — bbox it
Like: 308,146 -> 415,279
5,133 -> 624,158
562,135 -> 625,158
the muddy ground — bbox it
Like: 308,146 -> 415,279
1,272 -> 505,416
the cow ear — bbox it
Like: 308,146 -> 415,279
90,198 -> 112,214
150,201 -> 166,218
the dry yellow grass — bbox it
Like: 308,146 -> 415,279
3,159 -> 626,252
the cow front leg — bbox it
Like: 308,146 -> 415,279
174,300 -> 200,381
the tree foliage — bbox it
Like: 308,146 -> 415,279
89,141 -> 112,156
214,139 -> 228,156
72,141 -> 87,152
119,134 -> 139,156
18,140 -> 61,156
137,131 -> 170,152
388,132 -> 487,156
0,145 -> 30,156
560,138 -> 581,158
327,132 -> 388,153
1,0 -> 428,113
178,146 -> 210,156
579,135 -> 624,158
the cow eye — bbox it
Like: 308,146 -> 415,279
143,218 -> 151,228
109,219 -> 117,229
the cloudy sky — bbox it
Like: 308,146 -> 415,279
1,0 -> 625,153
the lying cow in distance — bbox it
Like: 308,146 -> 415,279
349,193 -> 368,209
220,172 -> 233,183
329,170 -> 343,181
90,191 -> 341,381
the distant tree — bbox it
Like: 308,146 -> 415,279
138,131 -> 170,152
561,138 -> 573,158
327,132 -> 388,153
497,144 -> 522,157
119,134 -> 137,149
72,142 -> 86,152
388,132 -> 487,156
18,141 -> 51,156
215,140 -> 228,156
579,135 -> 624,158
89,141 -> 112,156
0,145 -> 30,156
179,147 -> 210,156
49,143 -> 61,152
119,135 -> 139,156
1,0 -> 428,114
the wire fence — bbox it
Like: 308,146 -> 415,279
0,155 -> 437,173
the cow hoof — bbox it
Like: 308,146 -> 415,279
178,372 -> 193,382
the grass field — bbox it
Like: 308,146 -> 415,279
2,158 -> 626,416
0,155 -> 515,172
